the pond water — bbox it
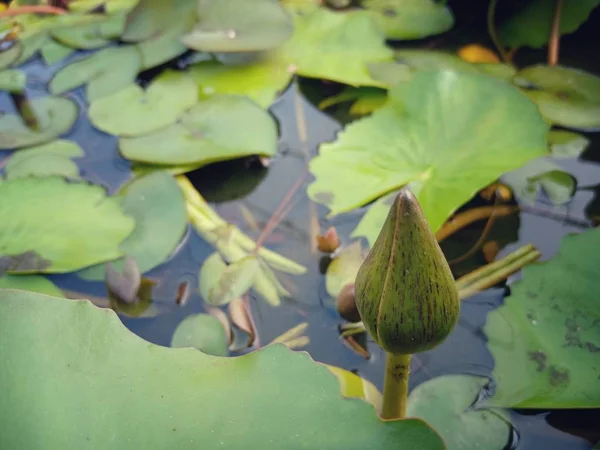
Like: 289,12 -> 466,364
1,1 -> 599,449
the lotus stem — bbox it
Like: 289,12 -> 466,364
436,205 -> 517,242
548,0 -> 564,66
0,5 -> 67,18
487,0 -> 510,63
381,353 -> 411,420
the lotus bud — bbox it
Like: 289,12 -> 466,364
355,189 -> 460,354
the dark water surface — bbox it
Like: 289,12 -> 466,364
2,6 -> 600,449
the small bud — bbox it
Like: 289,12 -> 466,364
355,189 -> 460,354
317,226 -> 341,253
336,283 -> 361,322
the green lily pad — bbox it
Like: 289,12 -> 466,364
78,171 -> 187,280
189,56 -> 291,109
0,41 -> 22,70
182,0 -> 293,53
171,313 -> 229,356
136,22 -> 190,69
319,86 -> 388,116
325,241 -> 365,298
363,0 -> 454,40
278,4 -> 393,86
89,70 -> 197,137
51,14 -> 125,49
40,40 -> 74,65
308,70 -> 549,238
407,375 -> 511,450
0,274 -> 63,297
515,65 -> 600,131
485,227 -> 600,408
4,139 -> 83,180
0,177 -> 135,274
0,96 -> 78,150
120,94 -> 278,166
121,0 -> 196,42
68,0 -> 138,14
0,69 -> 26,92
499,0 -> 600,49
49,46 -> 142,103
0,290 -> 445,449
547,130 -> 590,158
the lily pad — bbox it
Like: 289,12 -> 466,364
0,290 -> 445,449
363,0 -> 454,40
182,0 -> 294,53
121,0 -> 196,42
319,86 -> 388,116
0,177 -> 135,273
0,274 -> 63,296
407,375 -> 511,450
199,252 -> 260,306
0,41 -> 22,70
515,65 -> 600,131
78,171 -> 187,280
547,130 -> 590,158
0,96 -> 78,150
120,94 -> 278,166
51,14 -> 125,49
171,313 -> 229,356
4,139 -> 83,180
499,0 -> 600,49
49,46 -> 142,103
89,70 -> 197,137
40,40 -> 74,65
325,241 -> 365,297
484,227 -> 600,408
0,69 -> 26,92
308,70 -> 549,237
136,21 -> 191,69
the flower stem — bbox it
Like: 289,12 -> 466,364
548,0 -> 564,66
487,0 -> 509,63
381,353 -> 411,420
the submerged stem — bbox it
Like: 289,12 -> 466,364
381,353 -> 411,420
548,0 -> 564,66
487,0 -> 509,63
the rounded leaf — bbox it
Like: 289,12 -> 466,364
171,313 -> 229,356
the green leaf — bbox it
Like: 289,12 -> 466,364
121,0 -> 196,42
499,0 -> 600,49
547,130 -> 590,158
0,177 -> 135,274
182,0 -> 294,53
0,290 -> 445,449
0,274 -> 63,296
363,0 -> 454,40
0,96 -> 78,150
40,40 -> 74,65
308,70 -> 549,239
407,375 -> 511,450
0,69 -> 26,92
50,14 -> 125,49
78,171 -> 187,280
189,56 -> 291,109
484,227 -> 600,408
120,94 -> 278,166
515,65 -> 600,131
4,139 -> 83,180
278,4 -> 393,86
49,46 -> 142,103
319,86 -> 388,116
325,241 -> 365,298
89,70 -> 197,137
199,253 -> 260,306
136,22 -> 190,70
0,41 -> 23,70
171,313 -> 229,356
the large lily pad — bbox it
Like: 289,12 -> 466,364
0,96 -> 78,150
51,14 -> 125,49
170,313 -> 229,356
4,139 -> 84,180
407,375 -> 511,450
499,0 -> 600,49
515,65 -> 600,131
0,290 -> 446,449
182,0 -> 294,53
89,70 -> 197,136
121,0 -> 196,42
0,69 -> 26,92
136,19 -> 192,69
120,94 -> 278,166
0,275 -> 63,296
484,227 -> 600,408
363,0 -> 454,40
49,46 -> 142,103
78,171 -> 187,280
308,70 -> 549,236
0,41 -> 22,70
0,177 -> 135,273
40,40 -> 74,66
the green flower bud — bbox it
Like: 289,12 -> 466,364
355,189 -> 460,354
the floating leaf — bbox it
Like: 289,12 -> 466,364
4,139 -> 83,180
325,241 -> 364,298
320,86 -> 388,116
51,14 -> 124,49
327,365 -> 382,412
40,40 -> 74,65
0,69 -> 26,92
49,46 -> 142,103
547,130 -> 590,158
199,253 -> 260,306
0,290 -> 445,449
484,227 -> 600,408
278,4 -> 393,86
120,94 -> 278,166
0,177 -> 135,273
182,0 -> 293,53
0,274 -> 63,296
121,0 -> 195,42
79,171 -> 187,280
308,70 -> 549,239
0,96 -> 78,150
499,0 -> 600,49
136,21 -> 190,69
0,41 -> 22,70
89,70 -> 197,136
407,375 -> 511,450
363,0 -> 454,40
171,313 -> 229,356
515,65 -> 600,131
